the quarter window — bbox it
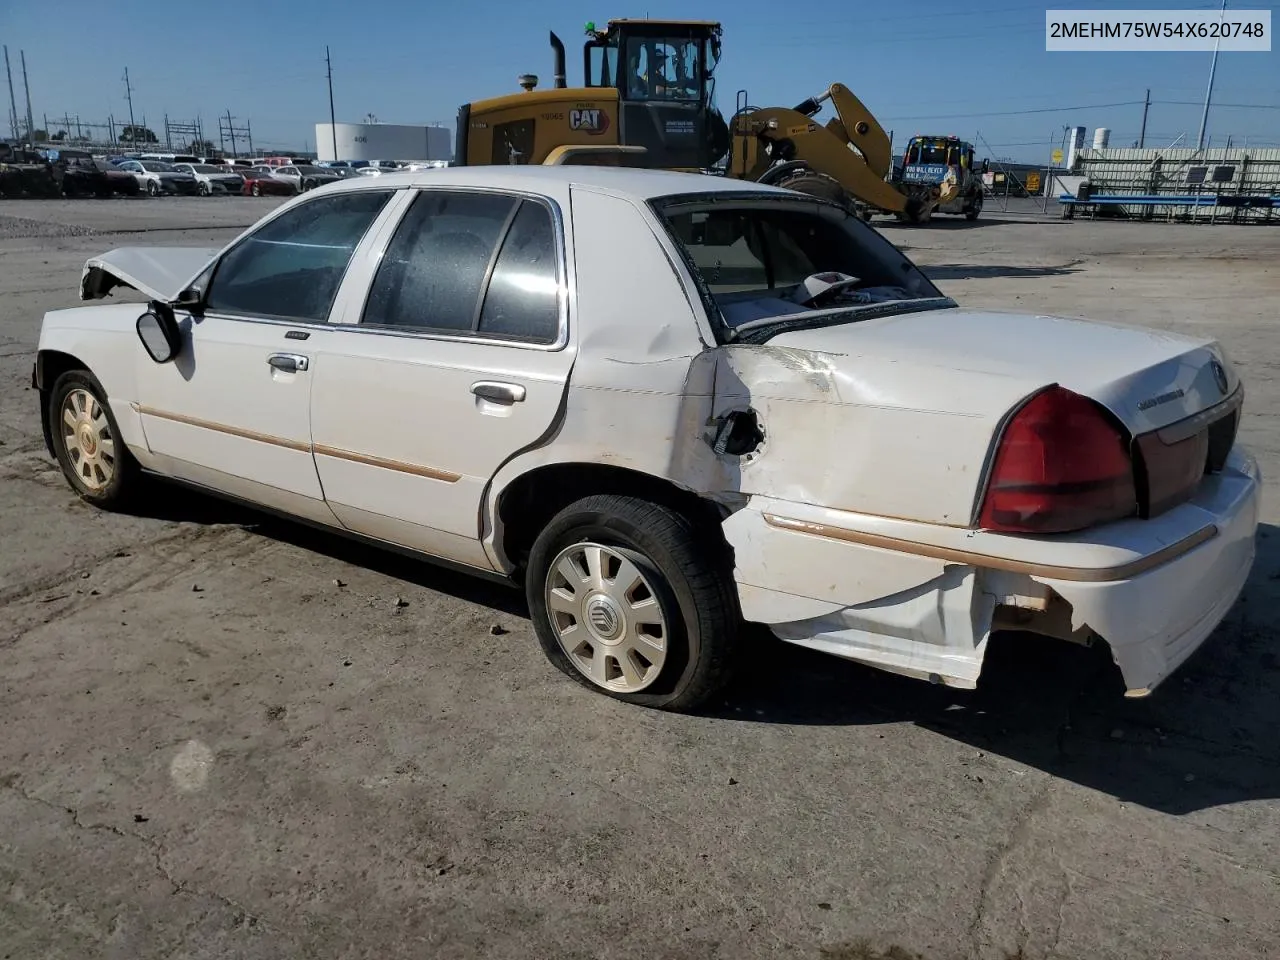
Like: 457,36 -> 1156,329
204,189 -> 391,322
477,201 -> 560,343
362,190 -> 561,343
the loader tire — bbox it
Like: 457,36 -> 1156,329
773,170 -> 856,214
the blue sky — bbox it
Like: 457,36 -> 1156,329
2,0 -> 1276,161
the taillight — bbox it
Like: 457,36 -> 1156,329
979,386 -> 1137,534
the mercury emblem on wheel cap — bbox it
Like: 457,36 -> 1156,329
587,597 -> 621,640
1209,359 -> 1229,396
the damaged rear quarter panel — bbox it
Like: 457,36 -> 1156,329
709,342 -> 1041,525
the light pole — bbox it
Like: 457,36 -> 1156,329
1197,0 -> 1227,150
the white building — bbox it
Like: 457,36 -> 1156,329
315,123 -> 451,163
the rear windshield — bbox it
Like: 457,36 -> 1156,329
653,196 -> 946,336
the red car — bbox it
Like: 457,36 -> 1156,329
239,168 -> 296,197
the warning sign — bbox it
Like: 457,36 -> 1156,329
1051,148 -> 1064,165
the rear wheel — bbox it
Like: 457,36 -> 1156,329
198,181 -> 210,196
965,193 -> 984,221
525,494 -> 739,712
251,182 -> 262,197
47,370 -> 141,509
146,179 -> 159,197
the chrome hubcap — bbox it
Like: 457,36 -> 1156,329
61,388 -> 115,491
546,542 -> 668,693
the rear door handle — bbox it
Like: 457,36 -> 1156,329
471,381 -> 526,404
268,353 -> 309,373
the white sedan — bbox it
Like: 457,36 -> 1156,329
173,163 -> 246,196
32,166 -> 1259,711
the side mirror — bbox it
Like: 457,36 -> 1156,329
174,286 -> 202,307
136,304 -> 182,363
981,159 -> 990,174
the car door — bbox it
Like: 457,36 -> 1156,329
133,187 -> 401,525
309,186 -> 575,569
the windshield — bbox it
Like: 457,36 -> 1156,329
295,165 -> 325,174
654,197 -> 949,339
623,36 -> 702,101
906,141 -> 953,165
140,161 -> 177,173
190,164 -> 223,173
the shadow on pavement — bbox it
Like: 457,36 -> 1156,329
719,524 -> 1280,816
131,482 -> 1279,816
921,262 -> 1082,280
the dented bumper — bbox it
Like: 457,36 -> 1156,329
721,447 -> 1260,694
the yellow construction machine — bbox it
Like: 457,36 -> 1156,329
452,19 -> 955,221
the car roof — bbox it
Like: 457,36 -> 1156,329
320,164 -> 796,203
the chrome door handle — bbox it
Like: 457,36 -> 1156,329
267,353 -> 309,373
471,381 -> 526,404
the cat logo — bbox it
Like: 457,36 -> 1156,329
569,108 -> 610,136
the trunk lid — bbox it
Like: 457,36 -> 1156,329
764,308 -> 1237,435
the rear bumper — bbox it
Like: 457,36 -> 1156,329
721,447 -> 1260,693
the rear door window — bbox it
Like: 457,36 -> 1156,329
362,190 -> 562,344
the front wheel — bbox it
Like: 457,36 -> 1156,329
47,370 -> 141,509
773,169 -> 856,214
965,194 -> 983,221
251,182 -> 262,197
198,181 -> 210,196
525,494 -> 740,712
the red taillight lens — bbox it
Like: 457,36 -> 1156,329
979,386 -> 1137,534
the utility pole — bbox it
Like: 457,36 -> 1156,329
20,50 -> 35,143
325,46 -> 338,161
3,46 -> 19,141
1138,88 -> 1150,149
1197,0 -> 1226,150
246,118 -> 255,158
226,109 -> 238,157
122,67 -> 137,144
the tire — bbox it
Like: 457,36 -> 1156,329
773,169 -> 855,214
525,494 -> 740,712
198,181 -> 209,196
965,193 -> 983,221
251,182 -> 262,197
146,179 -> 159,197
47,369 -> 141,509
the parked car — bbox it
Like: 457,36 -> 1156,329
271,164 -> 342,193
32,167 -> 1259,711
173,163 -> 246,196
54,152 -> 140,197
113,159 -> 199,196
239,167 -> 296,197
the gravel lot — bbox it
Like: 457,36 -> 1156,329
2,196 -> 1279,960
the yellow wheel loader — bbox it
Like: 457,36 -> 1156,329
452,19 -> 955,222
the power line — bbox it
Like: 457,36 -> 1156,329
1157,100 -> 1280,110
887,100 -> 1144,122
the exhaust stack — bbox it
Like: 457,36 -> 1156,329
550,32 -> 567,88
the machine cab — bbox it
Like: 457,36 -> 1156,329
581,19 -> 727,170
